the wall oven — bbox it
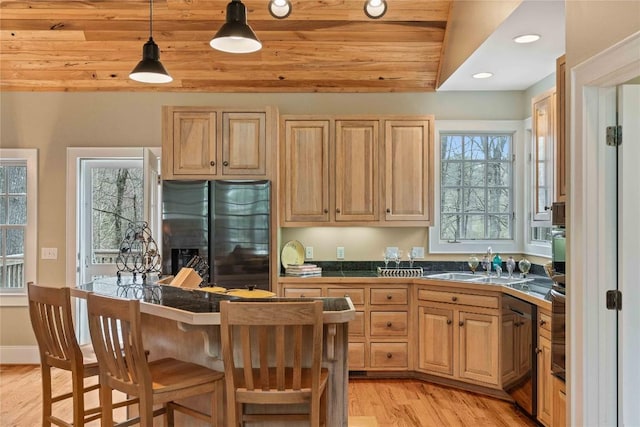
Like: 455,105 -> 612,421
550,285 -> 566,380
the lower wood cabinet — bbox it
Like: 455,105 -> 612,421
538,309 -> 554,426
553,375 -> 566,426
417,287 -> 501,388
280,282 -> 409,371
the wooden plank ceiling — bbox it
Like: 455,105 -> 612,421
0,0 -> 451,92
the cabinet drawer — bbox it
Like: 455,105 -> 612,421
348,342 -> 366,369
370,343 -> 408,368
350,311 -> 365,336
539,310 -> 552,333
370,288 -> 408,305
283,288 -> 323,298
327,288 -> 365,305
418,289 -> 499,309
370,312 -> 408,336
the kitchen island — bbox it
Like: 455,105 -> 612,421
73,277 -> 355,427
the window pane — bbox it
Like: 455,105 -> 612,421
463,215 -> 485,239
440,132 -> 513,241
7,166 -> 27,193
8,195 -> 26,225
441,162 -> 462,186
0,196 -> 6,224
488,215 -> 511,239
531,226 -> 552,242
6,228 -> 24,256
464,163 -> 486,186
441,188 -> 461,213
0,166 -> 5,191
464,136 -> 486,160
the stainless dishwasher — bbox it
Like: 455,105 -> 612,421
501,294 -> 538,418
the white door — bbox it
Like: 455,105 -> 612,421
617,84 -> 640,426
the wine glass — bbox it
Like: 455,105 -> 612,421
382,251 -> 390,268
407,249 -> 415,268
395,250 -> 403,268
468,255 -> 479,274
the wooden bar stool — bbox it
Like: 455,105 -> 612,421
86,292 -> 225,426
219,300 -> 328,427
28,282 -> 135,427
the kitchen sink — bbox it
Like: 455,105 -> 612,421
424,272 -> 480,281
467,276 -> 535,285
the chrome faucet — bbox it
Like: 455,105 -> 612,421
482,247 -> 492,276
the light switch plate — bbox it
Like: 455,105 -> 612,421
41,247 -> 58,260
412,246 -> 425,259
305,246 -> 314,260
336,246 -> 345,260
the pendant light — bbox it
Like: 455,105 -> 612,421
129,0 -> 172,84
269,0 -> 292,19
210,0 -> 262,54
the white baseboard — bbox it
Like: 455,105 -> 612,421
0,346 -> 39,364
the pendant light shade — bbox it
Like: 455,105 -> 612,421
129,0 -> 172,84
210,0 -> 262,54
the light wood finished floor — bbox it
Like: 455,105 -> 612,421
1,365 -> 535,427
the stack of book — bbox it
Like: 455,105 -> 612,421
285,263 -> 322,277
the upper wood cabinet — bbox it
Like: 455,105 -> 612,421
384,120 -> 433,222
531,89 -> 556,222
556,55 -> 567,202
281,115 -> 433,227
162,106 -> 276,180
282,119 -> 330,223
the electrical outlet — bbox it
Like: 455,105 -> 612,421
41,247 -> 58,260
305,246 -> 314,260
412,246 -> 425,259
336,246 -> 345,260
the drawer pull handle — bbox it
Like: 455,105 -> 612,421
447,319 -> 452,325
539,319 -> 546,326
451,296 -> 458,302
223,161 -> 229,166
210,161 -> 216,166
386,295 -> 393,300
300,294 -> 305,298
536,348 -> 542,354
386,321 -> 392,327
386,353 -> 392,359
459,321 -> 464,327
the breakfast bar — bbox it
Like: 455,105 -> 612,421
73,277 -> 356,427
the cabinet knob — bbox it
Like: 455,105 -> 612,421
300,294 -> 305,298
336,208 -> 341,213
223,161 -> 229,166
210,161 -> 215,166
447,319 -> 452,325
459,321 -> 464,327
536,348 -> 542,354
386,321 -> 392,327
386,294 -> 393,300
323,208 -> 328,214
386,353 -> 393,359
451,296 -> 458,302
539,319 -> 546,326
386,208 -> 391,213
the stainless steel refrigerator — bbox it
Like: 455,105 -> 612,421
161,180 -> 270,290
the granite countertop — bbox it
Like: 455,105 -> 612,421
76,277 -> 352,314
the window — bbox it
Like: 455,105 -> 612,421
440,133 -> 514,241
430,120 -> 524,254
0,149 -> 37,305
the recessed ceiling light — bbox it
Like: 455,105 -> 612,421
514,34 -> 541,44
472,72 -> 493,79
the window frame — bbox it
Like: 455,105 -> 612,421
430,120 -> 525,254
0,148 -> 37,306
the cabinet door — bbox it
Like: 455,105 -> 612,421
537,335 -> 553,426
335,120 -> 379,222
418,306 -> 453,376
222,112 -> 266,176
532,90 -> 556,221
553,376 -> 566,427
171,111 -> 217,176
458,311 -> 499,385
283,120 -> 330,223
556,55 -> 567,202
384,120 -> 432,222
